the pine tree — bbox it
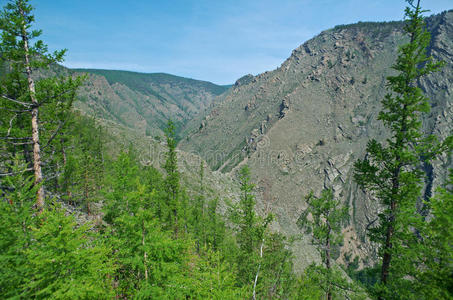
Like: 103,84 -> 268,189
353,0 -> 451,298
0,0 -> 83,209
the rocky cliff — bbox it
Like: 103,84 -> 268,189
180,10 -> 453,269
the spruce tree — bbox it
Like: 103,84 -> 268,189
353,0 -> 451,297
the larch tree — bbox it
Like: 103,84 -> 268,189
163,120 -> 181,236
416,170 -> 453,298
0,0 -> 82,209
230,166 -> 273,299
353,0 -> 451,298
298,189 -> 355,300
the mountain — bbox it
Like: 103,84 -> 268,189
72,69 -> 230,137
179,10 -> 453,268
63,68 -> 239,215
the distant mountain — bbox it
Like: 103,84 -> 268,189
179,10 -> 453,268
72,69 -> 230,137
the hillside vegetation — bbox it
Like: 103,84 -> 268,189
0,0 -> 452,299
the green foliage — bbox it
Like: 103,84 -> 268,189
58,114 -> 105,212
0,158 -> 37,297
229,166 -> 296,299
0,160 -> 114,299
99,142 -> 248,299
299,189 -> 348,251
230,166 -> 270,283
181,248 -> 247,299
299,264 -> 366,300
353,1 -> 451,298
23,206 -> 115,299
0,0 -> 84,204
108,191 -> 189,297
163,120 -> 184,236
298,189 -> 360,299
413,170 -> 453,299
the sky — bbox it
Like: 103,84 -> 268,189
29,0 -> 453,85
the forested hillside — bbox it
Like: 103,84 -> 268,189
0,0 -> 452,299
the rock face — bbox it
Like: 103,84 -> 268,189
180,11 -> 453,268
279,98 -> 290,119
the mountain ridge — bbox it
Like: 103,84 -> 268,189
71,68 -> 230,138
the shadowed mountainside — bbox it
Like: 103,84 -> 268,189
72,69 -> 230,138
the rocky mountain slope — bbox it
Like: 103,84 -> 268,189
72,69 -> 230,137
180,10 -> 453,268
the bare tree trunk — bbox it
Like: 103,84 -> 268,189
253,238 -> 264,300
61,138 -> 73,202
326,222 -> 332,300
84,167 -> 91,215
142,220 -> 148,281
20,5 -> 44,210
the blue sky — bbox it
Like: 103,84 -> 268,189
31,0 -> 452,85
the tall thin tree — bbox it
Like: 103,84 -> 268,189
298,189 -> 350,300
0,0 -> 82,209
163,120 -> 180,236
353,0 -> 450,297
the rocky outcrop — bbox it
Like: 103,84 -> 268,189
279,98 -> 290,118
234,74 -> 254,87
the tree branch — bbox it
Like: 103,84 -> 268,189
3,140 -> 34,146
0,167 -> 33,176
7,114 -> 17,136
0,137 -> 32,140
41,120 -> 67,150
0,94 -> 32,107
0,106 -> 31,113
